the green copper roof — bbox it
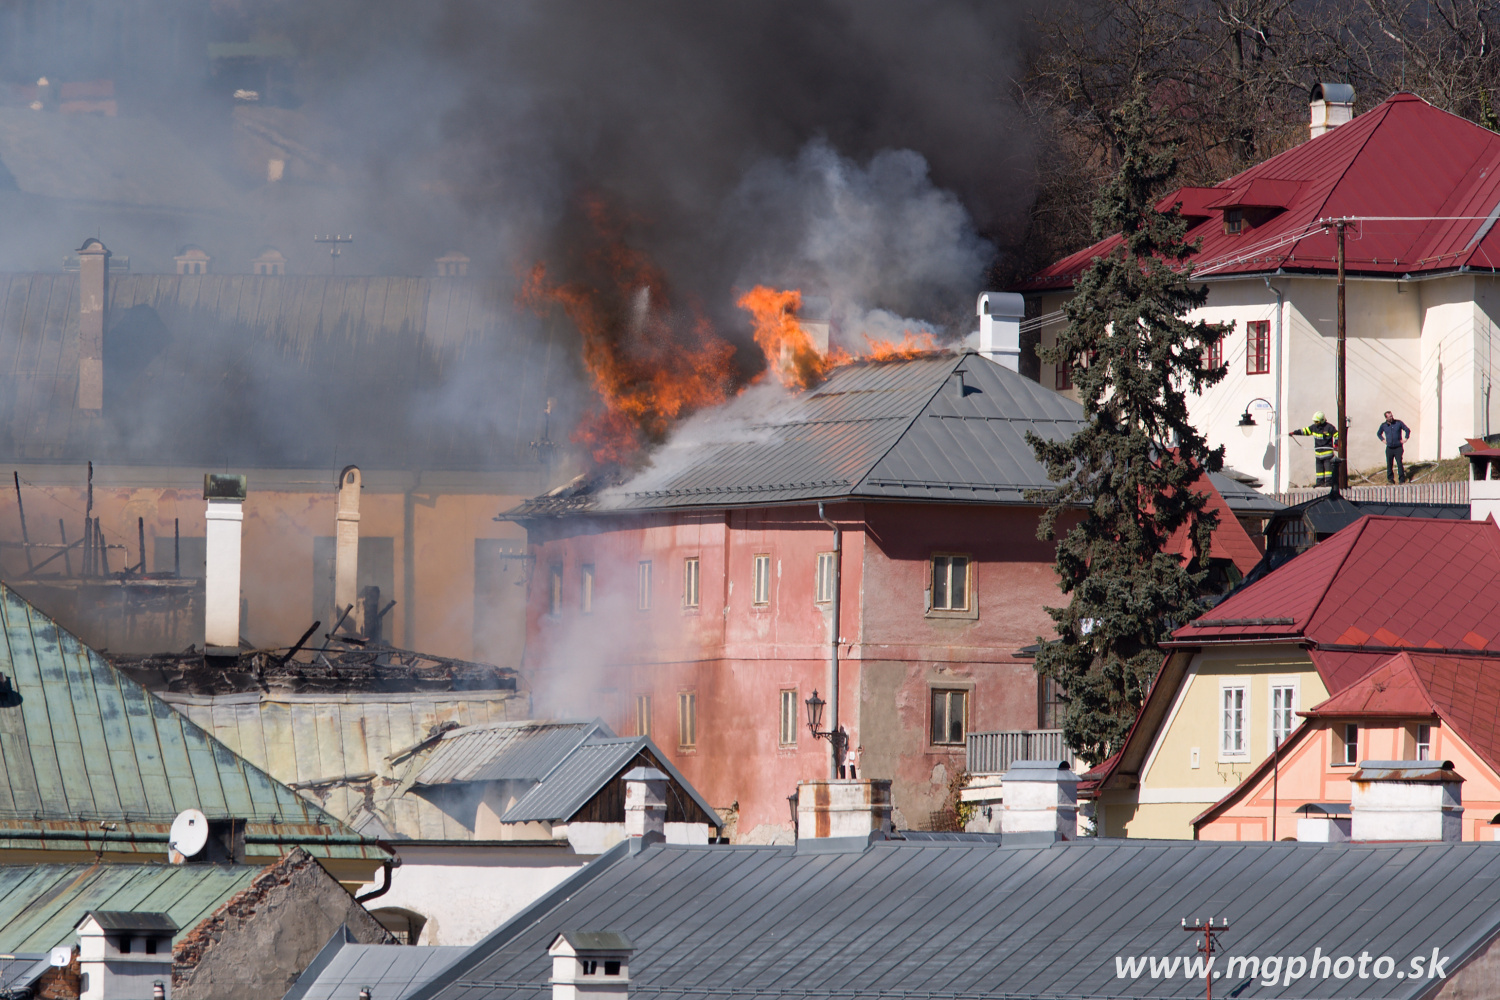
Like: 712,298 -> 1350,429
0,582 -> 381,860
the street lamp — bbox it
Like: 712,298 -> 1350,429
805,690 -> 851,777
1238,397 -> 1274,436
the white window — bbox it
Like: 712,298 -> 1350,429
1338,723 -> 1359,765
931,555 -> 970,611
1271,683 -> 1296,748
637,560 -> 652,611
815,552 -> 836,603
1416,724 -> 1432,761
678,691 -> 697,748
779,689 -> 798,746
1221,686 -> 1247,755
581,564 -> 594,614
752,553 -> 771,606
930,689 -> 967,745
683,557 -> 700,608
635,694 -> 651,738
548,565 -> 563,616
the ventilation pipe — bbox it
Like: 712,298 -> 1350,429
76,238 -> 109,410
335,466 -> 362,633
976,291 -> 1024,371
1310,83 -> 1355,138
203,474 -> 247,656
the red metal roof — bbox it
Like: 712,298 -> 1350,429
1165,474 -> 1263,576
1019,92 -> 1500,291
1175,516 -> 1500,670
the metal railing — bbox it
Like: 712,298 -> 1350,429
965,729 -> 1074,774
1274,481 -> 1468,506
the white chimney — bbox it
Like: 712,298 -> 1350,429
1350,760 -> 1463,842
623,766 -> 668,839
1468,446 -> 1500,521
334,465 -> 361,633
549,931 -> 632,1000
1310,83 -> 1355,138
203,474 -> 247,656
999,760 -> 1078,842
76,238 -> 109,410
76,911 -> 176,1000
976,291 -> 1024,371
795,779 -> 892,839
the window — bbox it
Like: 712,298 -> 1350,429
683,557 -> 700,608
1415,724 -> 1431,761
815,552 -> 836,603
1246,320 -> 1271,375
752,553 -> 771,606
1224,207 -> 1244,235
1205,333 -> 1223,370
581,564 -> 594,614
931,555 -> 970,611
635,694 -> 652,738
582,961 -> 598,976
930,689 -> 967,745
1054,358 -> 1073,391
1338,723 -> 1359,765
548,565 -> 563,616
1038,675 -> 1065,730
779,689 -> 798,746
144,938 -> 157,955
1271,684 -> 1296,748
605,961 -> 621,976
1221,686 -> 1247,755
678,691 -> 698,748
637,560 -> 652,610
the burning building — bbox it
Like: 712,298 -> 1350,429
504,347 -> 1265,838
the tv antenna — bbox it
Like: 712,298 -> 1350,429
168,808 -> 209,863
313,234 -> 353,274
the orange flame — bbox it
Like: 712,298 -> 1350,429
737,285 -> 849,390
861,330 -> 940,360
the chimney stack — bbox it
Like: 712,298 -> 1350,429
623,766 -> 668,840
548,932 -> 632,1000
76,911 -> 176,1000
795,779 -> 892,839
1310,83 -> 1355,138
1350,760 -> 1463,842
203,474 -> 247,656
76,238 -> 109,410
334,466 -> 362,633
976,292 -> 1024,371
999,760 -> 1078,842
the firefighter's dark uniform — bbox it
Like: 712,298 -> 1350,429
1291,420 -> 1340,486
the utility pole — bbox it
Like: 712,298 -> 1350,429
1335,219 -> 1349,487
1182,916 -> 1229,1000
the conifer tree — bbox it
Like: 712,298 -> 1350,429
1027,84 -> 1229,763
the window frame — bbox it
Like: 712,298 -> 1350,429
1335,722 -> 1359,766
1269,678 -> 1298,750
929,688 -> 968,746
548,564 -> 564,617
581,564 -> 595,615
1224,207 -> 1244,235
752,553 -> 771,607
678,690 -> 698,749
1205,332 -> 1223,370
1415,723 -> 1432,761
815,551 -> 836,604
928,553 -> 976,618
1219,683 -> 1248,759
637,560 -> 652,611
635,694 -> 652,738
683,556 -> 700,610
1246,319 -> 1271,375
779,688 -> 798,747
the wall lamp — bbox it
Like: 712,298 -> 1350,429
804,690 -> 852,777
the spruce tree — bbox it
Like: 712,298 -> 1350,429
1027,84 -> 1229,763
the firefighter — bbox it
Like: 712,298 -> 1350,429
1290,411 -> 1340,486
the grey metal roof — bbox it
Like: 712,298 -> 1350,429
498,737 -> 722,829
553,931 -> 633,953
510,352 -> 1087,516
407,838 -> 1500,1000
83,911 -> 177,932
284,926 -> 465,1000
1209,472 -> 1286,514
0,955 -> 47,993
412,722 -> 607,786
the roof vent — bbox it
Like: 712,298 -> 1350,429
549,931 -> 632,1000
174,245 -> 211,276
1310,83 -> 1355,139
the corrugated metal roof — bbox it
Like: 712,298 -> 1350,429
0,272 -> 562,470
408,838 -> 1500,1000
0,581 -> 380,860
414,722 -> 604,786
0,862 -> 260,953
499,739 -> 644,823
163,690 -> 523,843
284,927 -> 465,1000
1022,92 -> 1500,290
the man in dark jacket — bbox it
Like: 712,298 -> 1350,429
1377,410 -> 1412,483
1290,411 -> 1340,487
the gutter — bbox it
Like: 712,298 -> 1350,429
817,501 -> 843,780
1264,276 -> 1284,493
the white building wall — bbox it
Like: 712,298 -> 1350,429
1420,275 -> 1478,460
1473,277 -> 1500,438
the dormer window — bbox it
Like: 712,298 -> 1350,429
1224,208 -> 1244,235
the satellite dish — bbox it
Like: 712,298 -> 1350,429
49,947 -> 71,968
169,808 -> 209,859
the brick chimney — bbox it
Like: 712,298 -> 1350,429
999,760 -> 1078,842
203,474 -> 247,656
795,779 -> 892,839
1310,83 -> 1355,138
334,465 -> 361,633
623,766 -> 668,839
976,291 -> 1024,371
1350,760 -> 1463,842
549,931 -> 632,1000
76,238 -> 109,410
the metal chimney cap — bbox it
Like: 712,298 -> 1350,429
203,473 -> 247,501
622,766 -> 668,783
1310,82 -> 1355,104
